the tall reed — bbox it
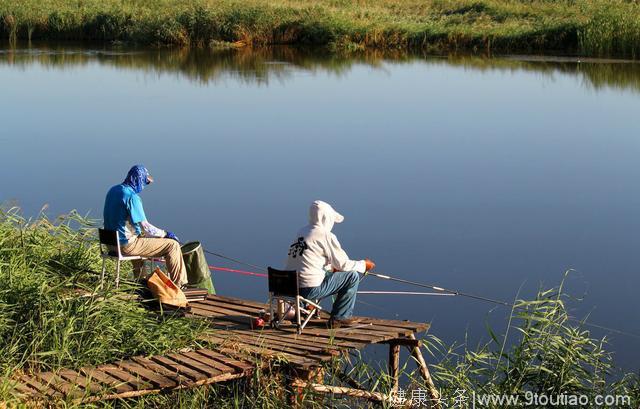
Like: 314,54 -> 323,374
1,0 -> 639,57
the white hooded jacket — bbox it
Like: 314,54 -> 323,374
285,201 -> 366,288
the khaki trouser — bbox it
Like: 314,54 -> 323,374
121,237 -> 188,287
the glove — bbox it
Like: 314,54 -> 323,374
165,231 -> 180,242
365,258 -> 376,272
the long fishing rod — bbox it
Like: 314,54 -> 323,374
363,271 -> 513,307
358,291 -> 455,296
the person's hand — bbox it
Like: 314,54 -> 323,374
365,258 -> 376,272
165,231 -> 180,242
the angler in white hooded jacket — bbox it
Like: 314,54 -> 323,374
285,200 -> 375,327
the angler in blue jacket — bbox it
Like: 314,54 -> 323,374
103,165 -> 187,287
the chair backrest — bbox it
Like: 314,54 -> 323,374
98,228 -> 121,257
268,267 -> 299,297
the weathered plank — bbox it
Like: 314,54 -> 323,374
130,356 -> 193,386
195,349 -> 255,373
167,353 -> 223,378
80,367 -> 135,394
116,361 -> 178,389
150,355 -> 208,382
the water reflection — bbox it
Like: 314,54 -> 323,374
1,42 -> 639,92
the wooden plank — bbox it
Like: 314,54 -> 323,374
58,369 -> 103,394
196,299 -> 264,315
189,303 -> 254,320
130,356 -> 193,386
167,353 -> 223,377
150,355 -> 208,382
20,375 -> 62,398
352,316 -> 430,331
221,331 -> 332,361
282,325 -> 390,344
189,305 -> 256,329
80,368 -> 135,393
195,349 -> 255,373
182,351 -> 236,373
228,329 -> 329,353
205,295 -> 267,309
33,371 -> 83,398
11,380 -> 44,398
100,365 -> 152,390
381,337 -> 421,347
230,329 -> 344,353
272,326 -> 367,349
80,367 -> 135,394
201,334 -> 319,368
117,360 -> 178,389
187,310 -> 249,329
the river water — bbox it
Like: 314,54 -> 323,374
1,44 -> 639,370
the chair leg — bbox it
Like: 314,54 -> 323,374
296,296 -> 302,334
100,258 -> 106,287
115,261 -> 121,288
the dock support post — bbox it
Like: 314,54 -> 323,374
388,342 -> 400,393
406,334 -> 440,409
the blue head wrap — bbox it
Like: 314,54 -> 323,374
123,165 -> 152,194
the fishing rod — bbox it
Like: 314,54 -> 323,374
358,291 -> 455,296
362,271 -> 513,307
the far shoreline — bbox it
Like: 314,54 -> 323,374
1,0 -> 639,59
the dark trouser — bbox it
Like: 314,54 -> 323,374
299,271 -> 360,320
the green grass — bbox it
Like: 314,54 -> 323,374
1,0 -> 640,57
0,208 -> 638,407
0,208 -> 207,405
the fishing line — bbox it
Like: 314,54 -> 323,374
202,249 -> 267,273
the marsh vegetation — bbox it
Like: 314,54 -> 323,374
1,0 -> 640,57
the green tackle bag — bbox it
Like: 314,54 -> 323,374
181,241 -> 216,294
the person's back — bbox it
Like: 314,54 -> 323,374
103,183 -> 142,245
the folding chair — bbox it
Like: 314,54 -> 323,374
267,267 -> 322,334
98,228 -> 155,288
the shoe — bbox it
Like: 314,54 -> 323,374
327,317 -> 361,329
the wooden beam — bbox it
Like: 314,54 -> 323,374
382,337 -> 421,347
388,343 -> 400,393
291,380 -> 401,404
406,334 -> 441,409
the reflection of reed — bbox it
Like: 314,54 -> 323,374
0,42 -> 638,93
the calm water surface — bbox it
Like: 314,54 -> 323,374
1,45 -> 639,369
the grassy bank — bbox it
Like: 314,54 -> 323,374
1,0 -> 640,57
0,208 -> 638,407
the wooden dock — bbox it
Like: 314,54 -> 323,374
11,294 -> 437,405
